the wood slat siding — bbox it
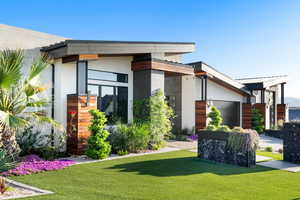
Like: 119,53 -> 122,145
277,104 -> 287,122
131,60 -> 194,75
195,101 -> 208,131
242,103 -> 252,129
253,103 -> 266,127
67,95 -> 97,155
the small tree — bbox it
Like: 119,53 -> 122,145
86,109 -> 111,159
133,89 -> 174,150
208,106 -> 223,128
251,109 -> 264,133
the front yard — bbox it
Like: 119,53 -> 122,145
10,150 -> 300,200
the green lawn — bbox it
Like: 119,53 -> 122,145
11,150 -> 300,200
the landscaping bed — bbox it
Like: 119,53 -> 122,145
10,150 -> 300,200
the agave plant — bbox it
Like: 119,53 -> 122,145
0,49 -> 58,156
0,149 -> 16,173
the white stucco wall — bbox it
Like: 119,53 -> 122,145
181,76 -> 247,129
181,75 -> 196,129
88,56 -> 134,122
54,60 -> 77,128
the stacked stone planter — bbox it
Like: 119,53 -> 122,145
198,131 -> 258,167
283,122 -> 300,163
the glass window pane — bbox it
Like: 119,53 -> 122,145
88,70 -> 128,83
100,86 -> 114,122
116,87 -> 128,123
87,85 -> 99,95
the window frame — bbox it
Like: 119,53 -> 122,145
87,84 -> 128,123
87,69 -> 128,83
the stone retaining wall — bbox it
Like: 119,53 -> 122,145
197,131 -> 258,167
283,122 -> 300,163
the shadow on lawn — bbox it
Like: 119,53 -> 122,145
107,156 -> 274,177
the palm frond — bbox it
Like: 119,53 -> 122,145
26,98 -> 49,107
27,54 -> 49,81
0,50 -> 23,89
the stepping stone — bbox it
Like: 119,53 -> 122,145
256,155 -> 272,162
257,160 -> 300,172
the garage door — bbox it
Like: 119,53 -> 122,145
210,100 -> 240,127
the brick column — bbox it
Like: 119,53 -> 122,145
277,104 -> 287,122
253,103 -> 266,128
242,103 -> 252,129
195,101 -> 208,131
67,94 -> 97,155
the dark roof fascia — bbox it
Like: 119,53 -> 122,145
186,61 -> 252,96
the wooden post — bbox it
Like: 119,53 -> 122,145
67,94 -> 97,155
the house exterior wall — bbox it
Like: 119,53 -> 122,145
181,75 -> 197,129
182,76 -> 247,130
54,60 -> 77,128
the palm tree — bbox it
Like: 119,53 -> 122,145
0,49 -> 58,156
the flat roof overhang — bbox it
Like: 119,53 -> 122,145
41,40 -> 196,59
189,61 -> 251,97
132,58 -> 194,75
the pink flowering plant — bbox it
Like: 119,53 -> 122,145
1,155 -> 75,176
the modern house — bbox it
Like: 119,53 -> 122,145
0,24 -> 288,154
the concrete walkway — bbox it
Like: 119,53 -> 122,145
259,135 -> 283,152
257,160 -> 300,172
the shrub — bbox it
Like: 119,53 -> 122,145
208,106 -> 223,128
16,126 -> 66,160
252,109 -> 265,133
170,128 -> 194,141
86,110 -> 111,159
265,146 -> 273,152
0,149 -> 16,173
227,129 -> 259,152
206,124 -> 217,131
217,125 -> 231,132
109,123 -> 151,155
133,89 -> 174,150
16,126 -> 48,156
232,127 -> 245,133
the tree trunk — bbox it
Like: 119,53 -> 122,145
1,128 -> 20,156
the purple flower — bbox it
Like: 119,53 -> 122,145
1,155 -> 76,176
188,134 -> 198,141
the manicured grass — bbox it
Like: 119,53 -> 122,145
256,151 -> 283,160
11,150 -> 300,200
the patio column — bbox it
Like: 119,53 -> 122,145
67,94 -> 97,155
242,103 -> 252,129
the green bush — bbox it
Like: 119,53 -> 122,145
217,125 -> 231,132
208,106 -> 223,128
232,127 -> 245,133
0,149 -> 16,173
109,123 -> 151,155
252,109 -> 265,133
133,89 -> 174,150
265,146 -> 273,152
86,110 -> 111,159
16,126 -> 66,160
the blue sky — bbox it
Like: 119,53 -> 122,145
1,0 -> 300,97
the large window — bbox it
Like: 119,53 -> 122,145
88,69 -> 128,83
88,85 -> 128,124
